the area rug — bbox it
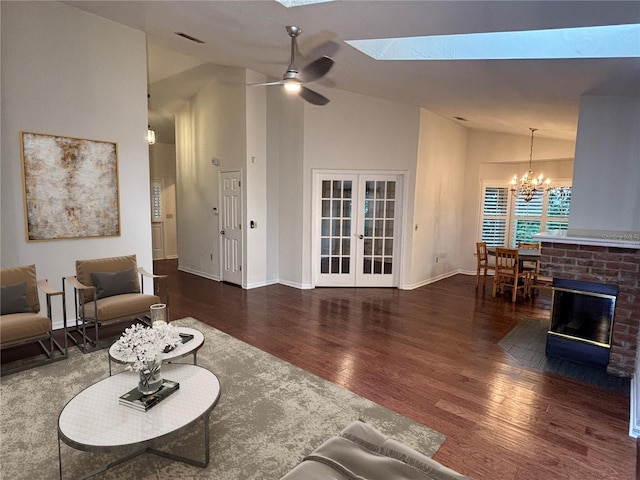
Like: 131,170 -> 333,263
499,319 -> 630,392
1,317 -> 445,479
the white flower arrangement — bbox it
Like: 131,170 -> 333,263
111,323 -> 183,372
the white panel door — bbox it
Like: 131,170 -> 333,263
151,222 -> 165,260
220,171 -> 243,286
314,172 -> 401,287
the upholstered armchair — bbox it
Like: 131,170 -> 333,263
64,254 -> 168,352
1,264 -> 67,375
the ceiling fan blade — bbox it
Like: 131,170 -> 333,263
300,40 -> 340,65
299,86 -> 330,106
247,80 -> 285,87
299,56 -> 334,83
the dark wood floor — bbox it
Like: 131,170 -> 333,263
2,260 -> 635,479
154,260 -> 635,480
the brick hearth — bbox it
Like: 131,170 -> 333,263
539,242 -> 640,377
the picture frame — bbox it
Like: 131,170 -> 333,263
20,131 -> 121,241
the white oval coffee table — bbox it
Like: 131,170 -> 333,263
108,326 -> 204,375
57,363 -> 220,479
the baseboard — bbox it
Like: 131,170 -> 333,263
401,269 -> 461,290
177,266 -> 220,282
244,279 -> 279,290
278,279 -> 314,290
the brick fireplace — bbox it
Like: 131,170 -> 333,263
537,236 -> 640,377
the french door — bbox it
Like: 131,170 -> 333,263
313,172 -> 402,287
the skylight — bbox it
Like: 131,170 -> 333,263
346,24 -> 640,60
275,0 -> 333,7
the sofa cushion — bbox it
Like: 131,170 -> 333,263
1,281 -> 32,315
83,293 -> 160,323
0,312 -> 51,346
281,420 -> 474,480
91,268 -> 138,300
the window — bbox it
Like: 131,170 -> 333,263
480,187 -> 509,247
479,181 -> 571,247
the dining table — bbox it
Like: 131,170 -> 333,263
487,246 -> 540,257
487,246 -> 541,271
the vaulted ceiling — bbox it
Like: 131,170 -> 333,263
65,1 -> 640,143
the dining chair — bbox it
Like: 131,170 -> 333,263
517,241 -> 541,285
492,248 -> 528,302
475,242 -> 495,289
529,273 -> 553,295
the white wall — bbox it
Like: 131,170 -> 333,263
175,69 -> 246,280
245,71 -> 269,288
409,109 -> 468,288
266,89 -> 282,284
1,2 -> 151,327
569,95 -> 640,234
302,88 -> 421,288
275,93 -> 306,287
149,142 -> 178,259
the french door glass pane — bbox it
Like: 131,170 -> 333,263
364,219 -> 373,237
364,238 -> 372,255
342,238 -> 351,255
387,182 -> 395,199
384,258 -> 393,274
321,256 -> 329,274
342,219 -> 351,236
322,200 -> 330,217
321,219 -> 330,236
385,220 -> 394,237
320,179 -> 353,275
362,180 -> 395,276
322,181 -> 331,198
365,181 -> 375,199
384,239 -> 393,256
321,238 -> 329,255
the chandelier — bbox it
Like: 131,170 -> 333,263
509,128 -> 550,202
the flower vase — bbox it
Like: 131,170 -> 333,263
138,360 -> 162,395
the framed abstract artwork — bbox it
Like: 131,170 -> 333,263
20,131 -> 121,241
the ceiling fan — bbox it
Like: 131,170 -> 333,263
251,25 -> 335,106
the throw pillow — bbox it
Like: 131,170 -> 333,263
1,281 -> 32,315
91,269 -> 138,300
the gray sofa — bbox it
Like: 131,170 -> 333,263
281,420 -> 473,480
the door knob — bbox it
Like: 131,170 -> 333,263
220,230 -> 225,235
358,234 -> 364,239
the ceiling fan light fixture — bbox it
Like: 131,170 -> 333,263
283,78 -> 302,92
